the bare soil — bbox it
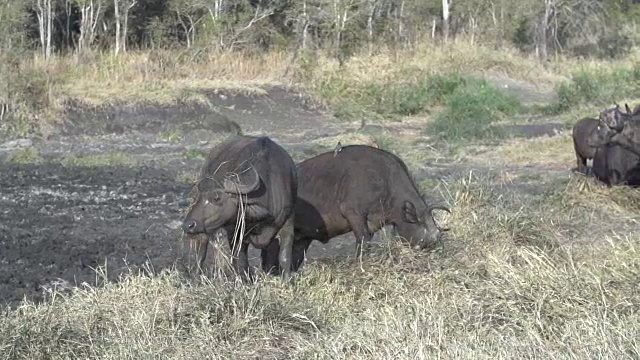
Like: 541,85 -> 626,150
0,83 -> 603,307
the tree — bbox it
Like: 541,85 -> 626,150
76,0 -> 104,52
170,0 -> 204,47
114,0 -> 137,54
441,0 -> 449,41
34,0 -> 55,58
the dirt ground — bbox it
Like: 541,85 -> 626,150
0,80 -> 590,306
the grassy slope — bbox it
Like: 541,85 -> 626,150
3,39 -> 640,358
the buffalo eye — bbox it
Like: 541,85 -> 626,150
210,191 -> 222,203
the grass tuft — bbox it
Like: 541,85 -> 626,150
6,147 -> 42,164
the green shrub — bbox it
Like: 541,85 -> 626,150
427,77 -> 522,141
316,71 -> 478,120
551,66 -> 640,113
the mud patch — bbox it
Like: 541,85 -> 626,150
60,99 -> 243,136
0,162 -> 191,306
484,73 -> 557,105
204,85 -> 350,142
499,123 -> 566,138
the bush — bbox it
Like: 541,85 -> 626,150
427,76 -> 522,141
316,71 -> 478,120
551,66 -> 640,113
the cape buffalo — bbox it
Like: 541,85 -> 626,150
263,144 -> 450,272
586,106 -> 640,185
182,135 -> 297,278
572,117 -> 599,174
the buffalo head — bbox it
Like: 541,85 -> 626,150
396,195 -> 450,250
599,104 -> 628,132
587,120 -> 619,148
182,166 -> 261,234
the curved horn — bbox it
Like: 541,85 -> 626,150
428,203 -> 451,214
223,166 -> 260,194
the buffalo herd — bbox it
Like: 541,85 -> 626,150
181,136 -> 451,279
180,102 -> 640,280
573,103 -> 640,185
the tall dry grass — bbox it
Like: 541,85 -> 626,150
17,38 -> 639,108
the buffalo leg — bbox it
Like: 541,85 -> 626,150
261,236 -> 313,274
233,242 -> 251,280
260,240 -> 281,275
245,220 -> 294,279
585,158 -> 593,176
576,154 -> 586,174
225,229 -> 251,280
343,210 -> 372,259
292,238 -> 313,272
276,215 -> 295,280
609,170 -> 622,186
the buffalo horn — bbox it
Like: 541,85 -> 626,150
428,203 -> 451,214
223,166 -> 260,194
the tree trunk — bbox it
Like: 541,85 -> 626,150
46,0 -> 52,58
301,0 -> 308,50
367,0 -> 376,55
122,2 -> 131,52
442,0 -> 450,42
78,0 -> 103,52
431,17 -> 436,39
396,0 -> 404,45
114,0 -> 121,54
113,0 -> 135,54
35,0 -> 53,58
536,0 -> 552,59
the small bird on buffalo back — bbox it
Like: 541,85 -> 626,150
333,141 -> 342,157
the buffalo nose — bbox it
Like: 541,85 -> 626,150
182,219 -> 198,233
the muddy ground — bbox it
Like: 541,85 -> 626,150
0,80 -> 583,306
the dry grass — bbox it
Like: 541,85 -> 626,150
2,167 -> 640,359
478,133 -> 575,167
308,39 -> 640,92
19,38 -> 639,110
27,49 -> 292,106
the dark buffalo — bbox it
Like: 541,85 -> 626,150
264,144 -> 450,273
598,104 -> 630,131
586,106 -> 640,186
182,135 -> 297,278
572,117 -> 599,174
588,105 -> 640,154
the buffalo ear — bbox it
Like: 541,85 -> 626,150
402,201 -> 419,223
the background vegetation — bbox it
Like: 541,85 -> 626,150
1,0 -> 640,139
2,0 -> 640,358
